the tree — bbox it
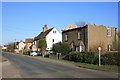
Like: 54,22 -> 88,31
53,42 -> 70,55
61,42 -> 71,55
53,42 -> 61,54
37,39 -> 47,55
7,42 -> 15,52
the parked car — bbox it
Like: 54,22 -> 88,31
30,51 -> 42,56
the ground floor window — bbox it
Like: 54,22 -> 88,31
107,44 -> 112,51
76,45 -> 84,52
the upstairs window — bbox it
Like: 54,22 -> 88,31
53,31 -> 56,34
107,28 -> 112,37
78,31 -> 82,39
65,34 -> 68,41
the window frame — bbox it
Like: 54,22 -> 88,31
77,31 -> 82,40
107,44 -> 112,51
107,28 -> 112,37
53,31 -> 56,34
65,34 -> 68,41
52,39 -> 54,42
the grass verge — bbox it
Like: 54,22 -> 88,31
28,55 -> 119,73
58,59 -> 119,73
73,62 -> 118,73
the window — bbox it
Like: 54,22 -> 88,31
53,31 -> 56,33
52,39 -> 54,42
78,31 -> 82,39
80,33 -> 82,39
107,28 -> 112,37
65,34 -> 68,41
107,44 -> 112,51
34,41 -> 36,45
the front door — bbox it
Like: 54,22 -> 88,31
76,46 -> 82,52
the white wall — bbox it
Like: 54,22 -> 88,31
46,27 -> 62,51
18,42 -> 25,50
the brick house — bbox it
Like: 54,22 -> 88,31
62,24 -> 117,52
25,38 -> 33,49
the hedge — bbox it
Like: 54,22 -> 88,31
63,51 -> 119,65
101,52 -> 119,65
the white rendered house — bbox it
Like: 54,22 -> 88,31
34,25 -> 62,52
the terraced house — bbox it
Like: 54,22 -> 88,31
62,24 -> 118,53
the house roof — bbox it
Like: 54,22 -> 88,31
62,24 -> 77,31
34,28 -> 54,40
4,45 -> 9,47
62,25 -> 87,33
25,38 -> 33,43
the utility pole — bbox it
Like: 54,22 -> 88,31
15,39 -> 16,49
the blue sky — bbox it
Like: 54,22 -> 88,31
2,2 -> 118,45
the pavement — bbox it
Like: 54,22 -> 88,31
2,51 -> 119,78
2,56 -> 21,78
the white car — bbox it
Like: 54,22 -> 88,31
30,51 -> 41,56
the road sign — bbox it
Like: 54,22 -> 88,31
98,47 -> 101,51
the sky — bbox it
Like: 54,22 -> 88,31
2,2 -> 118,45
1,0 -> 120,2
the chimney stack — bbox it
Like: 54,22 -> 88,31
43,24 -> 48,32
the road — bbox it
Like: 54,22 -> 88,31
2,52 -> 118,78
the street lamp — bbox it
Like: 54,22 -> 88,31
98,47 -> 101,66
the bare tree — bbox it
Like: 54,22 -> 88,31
75,21 -> 86,27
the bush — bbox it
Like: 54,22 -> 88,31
23,50 -> 30,55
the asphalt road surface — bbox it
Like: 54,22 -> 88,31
2,52 -> 118,78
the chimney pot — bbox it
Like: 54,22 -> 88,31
43,24 -> 48,32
